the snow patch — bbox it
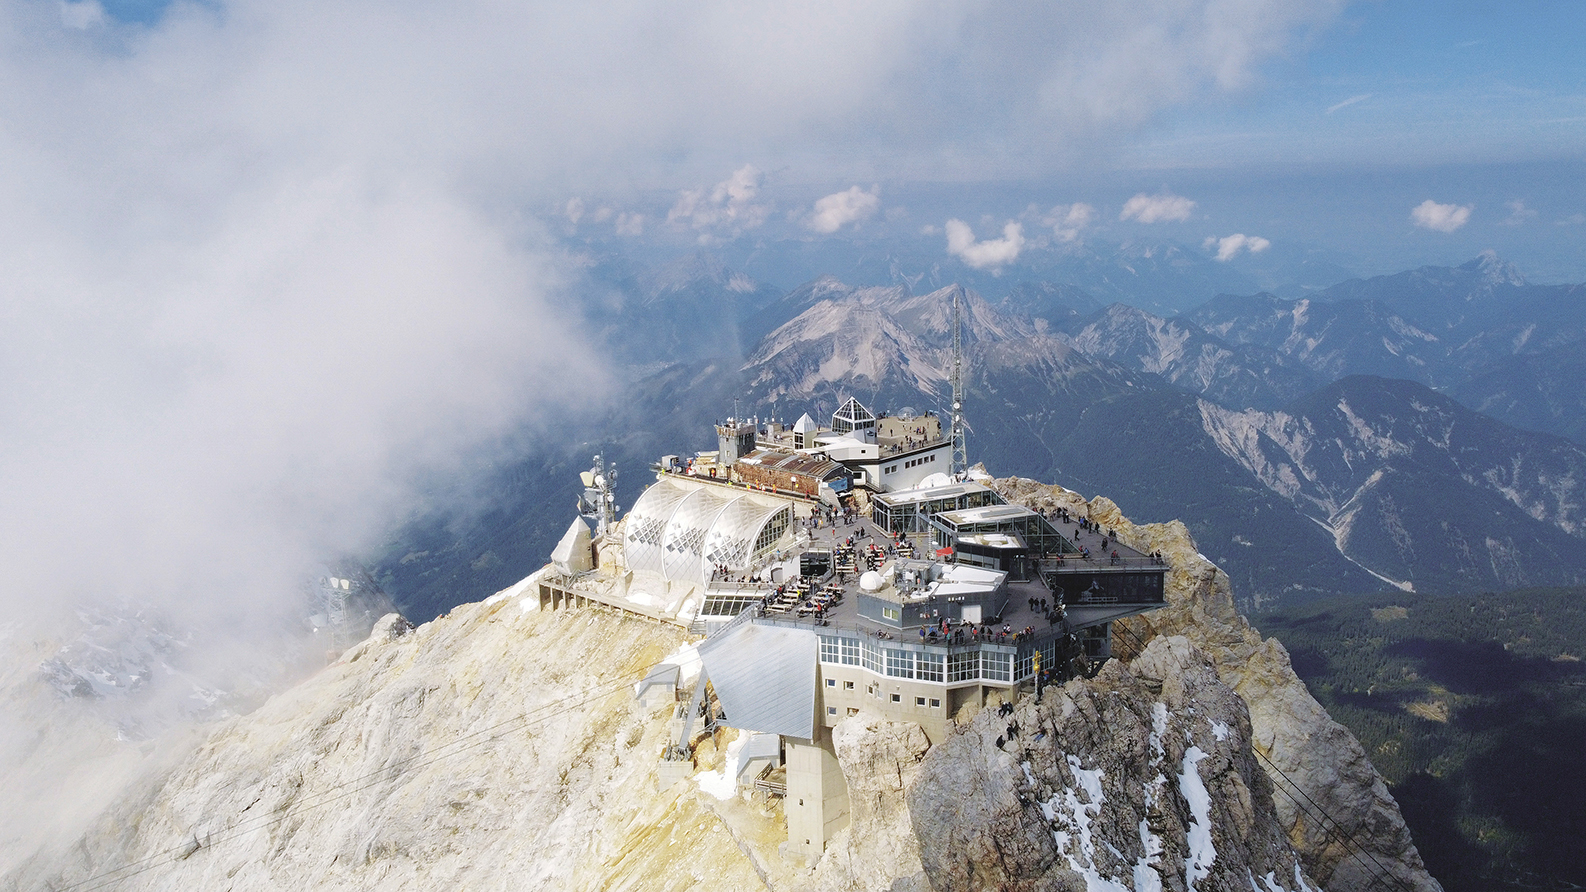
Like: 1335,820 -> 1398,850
1134,818 -> 1164,892
657,641 -> 704,686
1179,746 -> 1216,891
1211,721 -> 1229,742
695,730 -> 748,800
1247,866 -> 1319,892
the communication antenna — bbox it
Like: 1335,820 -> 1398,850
578,454 -> 619,537
950,287 -> 968,477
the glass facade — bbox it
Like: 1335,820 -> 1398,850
814,631 -> 1035,686
928,507 -> 1077,556
981,651 -> 1011,682
870,484 -> 1002,534
885,648 -> 913,678
947,649 -> 979,682
832,397 -> 876,435
701,593 -> 763,617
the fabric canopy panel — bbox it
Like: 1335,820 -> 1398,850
623,479 -> 691,579
623,478 -> 794,586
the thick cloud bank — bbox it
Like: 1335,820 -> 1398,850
0,0 -> 1345,626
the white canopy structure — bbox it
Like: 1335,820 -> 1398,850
622,478 -> 794,586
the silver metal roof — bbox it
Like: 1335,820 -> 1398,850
697,622 -> 818,740
871,481 -> 996,507
935,504 -> 1039,525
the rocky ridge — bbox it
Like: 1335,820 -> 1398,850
992,474 -> 1440,892
7,486 -> 1443,891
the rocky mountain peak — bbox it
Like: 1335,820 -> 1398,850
1459,249 -> 1526,288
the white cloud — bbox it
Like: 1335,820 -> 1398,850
1410,199 -> 1473,232
806,185 -> 880,233
945,219 -> 1024,270
615,212 -> 645,236
1043,202 -> 1095,242
668,165 -> 770,239
1120,192 -> 1196,223
1502,200 -> 1537,226
1204,233 -> 1271,261
564,197 -> 585,225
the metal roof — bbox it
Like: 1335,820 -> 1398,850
697,622 -> 818,740
935,504 -> 1040,525
871,481 -> 997,507
737,448 -> 847,479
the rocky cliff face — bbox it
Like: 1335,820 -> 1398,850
993,475 -> 1441,892
7,486 -> 1444,891
814,635 -> 1319,892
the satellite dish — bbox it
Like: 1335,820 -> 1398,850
859,571 -> 884,592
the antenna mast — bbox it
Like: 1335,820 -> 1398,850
950,288 -> 967,477
579,454 -> 619,538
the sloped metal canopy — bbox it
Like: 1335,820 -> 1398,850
697,623 -> 818,740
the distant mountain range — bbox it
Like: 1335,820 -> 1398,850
373,247 -> 1586,617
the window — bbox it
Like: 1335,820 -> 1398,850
826,678 -> 836,687
819,635 -> 840,663
885,648 -> 914,678
929,698 -> 941,708
916,652 -> 943,682
843,680 -> 854,690
862,641 -> 883,674
947,649 -> 979,683
890,693 -> 901,703
840,638 -> 859,666
827,706 -> 837,716
847,708 -> 859,716
882,606 -> 900,620
914,696 -> 926,706
982,651 -> 1012,682
753,507 -> 792,558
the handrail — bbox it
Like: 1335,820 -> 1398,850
749,612 -> 1042,653
1044,556 -> 1169,571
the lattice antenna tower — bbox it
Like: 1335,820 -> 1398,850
950,287 -> 968,477
579,454 -> 619,538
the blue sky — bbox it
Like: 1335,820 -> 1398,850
531,1 -> 1586,281
1132,1 -> 1586,168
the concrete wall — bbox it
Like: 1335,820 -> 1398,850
814,665 -> 970,745
784,728 -> 848,863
